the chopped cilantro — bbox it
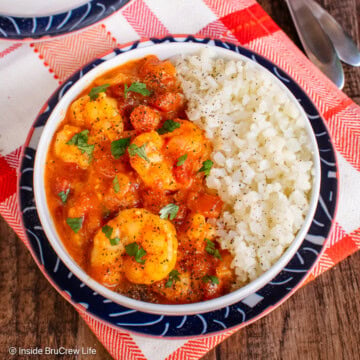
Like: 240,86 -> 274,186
66,130 -> 88,146
102,225 -> 120,246
66,130 -> 94,158
202,275 -> 219,285
66,217 -> 83,233
102,225 -> 113,238
159,203 -> 179,221
111,137 -> 131,159
110,238 -> 120,246
125,242 -> 146,264
205,238 -> 222,259
198,159 -> 213,176
58,188 -> 70,204
89,84 -> 110,101
113,175 -> 120,193
165,270 -> 180,288
128,143 -> 150,162
124,82 -> 151,98
176,154 -> 188,166
157,120 -> 181,135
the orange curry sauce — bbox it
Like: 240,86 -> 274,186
45,55 -> 235,304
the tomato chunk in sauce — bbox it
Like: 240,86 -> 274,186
45,55 -> 235,304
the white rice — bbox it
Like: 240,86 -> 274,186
173,48 -> 314,287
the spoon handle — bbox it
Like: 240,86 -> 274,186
306,0 -> 360,67
285,0 -> 344,89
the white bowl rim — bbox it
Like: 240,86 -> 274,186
34,41 -> 321,316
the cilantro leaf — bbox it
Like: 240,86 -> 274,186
165,269 -> 180,288
202,275 -> 219,285
157,120 -> 181,135
89,84 -> 110,101
176,154 -> 188,166
66,130 -> 94,158
102,225 -> 113,238
198,159 -> 213,176
159,203 -> 179,221
124,82 -> 151,98
213,249 -> 221,259
102,225 -> 120,246
66,217 -> 83,233
135,247 -> 146,263
113,175 -> 120,193
109,237 -> 120,246
58,188 -> 70,204
66,129 -> 89,145
77,142 -> 95,157
125,243 -> 139,257
111,137 -> 131,159
205,238 -> 222,259
128,143 -> 150,162
125,242 -> 147,264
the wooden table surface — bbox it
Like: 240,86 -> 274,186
1,1 -> 359,359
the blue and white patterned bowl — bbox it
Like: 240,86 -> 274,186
19,36 -> 337,337
0,0 -> 131,41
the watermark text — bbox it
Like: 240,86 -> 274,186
8,346 -> 97,356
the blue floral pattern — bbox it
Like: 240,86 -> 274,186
19,36 -> 337,338
0,0 -> 130,40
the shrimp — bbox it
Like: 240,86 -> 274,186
90,208 -> 178,286
69,92 -> 123,141
162,120 -> 212,188
69,95 -> 89,127
54,124 -> 91,169
163,120 -> 211,170
128,131 -> 177,190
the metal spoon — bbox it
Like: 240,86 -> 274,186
285,0 -> 345,89
306,0 -> 360,67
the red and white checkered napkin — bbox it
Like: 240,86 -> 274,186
1,0 -> 359,358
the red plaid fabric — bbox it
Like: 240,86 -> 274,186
0,0 -> 359,359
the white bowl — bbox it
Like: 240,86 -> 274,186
34,42 -> 321,315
